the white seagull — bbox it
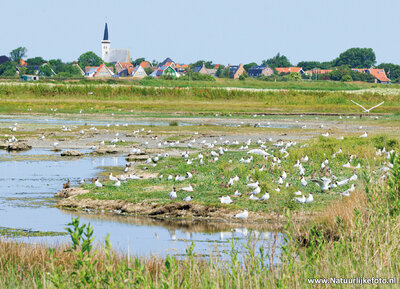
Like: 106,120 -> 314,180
169,187 -> 177,199
351,100 -> 384,113
219,196 -> 233,204
259,192 -> 270,201
181,184 -> 194,192
311,177 -> 331,191
95,178 -> 103,188
234,210 -> 249,220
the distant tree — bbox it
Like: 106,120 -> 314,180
328,69 -> 343,81
262,53 -> 292,68
144,67 -> 154,75
18,65 -> 27,76
78,51 -> 103,68
105,62 -> 115,73
289,72 -> 302,81
151,60 -> 160,67
132,58 -> 146,66
296,61 -> 333,71
48,59 -> 66,73
341,74 -> 353,82
0,61 -> 17,76
320,61 -> 333,69
190,60 -> 214,70
332,48 -> 376,68
39,64 -> 53,77
378,63 -> 400,82
10,47 -> 27,62
215,66 -> 224,77
220,67 -> 231,78
243,62 -> 257,72
27,57 -> 46,66
57,65 -> 83,78
180,72 -> 215,81
297,61 -> 321,71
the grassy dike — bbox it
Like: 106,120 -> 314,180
1,141 -> 400,288
0,83 -> 399,115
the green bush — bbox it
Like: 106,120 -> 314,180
341,74 -> 353,82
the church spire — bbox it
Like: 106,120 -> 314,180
103,23 -> 109,41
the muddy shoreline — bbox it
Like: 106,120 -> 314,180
55,188 -> 312,229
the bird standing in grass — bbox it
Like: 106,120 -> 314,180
219,195 -> 233,204
181,184 -> 194,192
183,196 -> 193,202
259,191 -> 270,201
109,173 -> 118,182
95,178 -> 103,188
169,187 -> 177,199
294,195 -> 306,204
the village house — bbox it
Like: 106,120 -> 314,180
115,62 -> 134,77
150,65 -> 179,78
21,75 -> 39,81
131,65 -> 147,79
305,69 -> 333,76
72,62 -> 85,76
175,63 -> 189,74
352,68 -> 390,84
158,57 -> 176,69
85,64 -> 114,78
275,67 -> 305,75
194,63 -> 216,76
228,64 -> 245,79
139,61 -> 151,69
248,65 -> 273,78
0,55 -> 10,65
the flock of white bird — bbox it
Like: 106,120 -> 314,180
85,126 -> 393,222
6,100 -> 390,222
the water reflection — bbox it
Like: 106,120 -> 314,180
0,148 -> 283,259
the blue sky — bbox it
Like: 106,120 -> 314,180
2,0 -> 400,65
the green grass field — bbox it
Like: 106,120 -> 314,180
0,82 -> 399,115
14,76 -> 399,91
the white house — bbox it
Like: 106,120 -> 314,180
131,65 -> 147,79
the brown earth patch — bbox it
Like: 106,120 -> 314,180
55,188 -> 90,198
56,192 -> 313,227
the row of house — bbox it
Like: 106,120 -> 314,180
93,23 -> 387,83
84,62 -> 147,78
83,57 -> 391,84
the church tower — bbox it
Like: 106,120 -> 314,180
101,23 -> 111,61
